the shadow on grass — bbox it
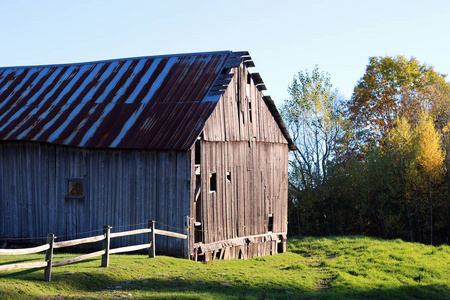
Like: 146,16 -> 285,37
0,267 -> 43,279
2,270 -> 449,300
0,258 -> 100,279
0,258 -> 42,266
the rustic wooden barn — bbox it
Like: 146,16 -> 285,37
0,51 -> 295,260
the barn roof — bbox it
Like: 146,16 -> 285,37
0,51 -> 295,150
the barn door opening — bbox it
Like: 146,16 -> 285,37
194,174 -> 203,243
193,138 -> 203,244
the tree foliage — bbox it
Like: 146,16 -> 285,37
285,56 -> 450,245
348,55 -> 449,146
281,66 -> 345,189
281,66 -> 347,236
411,112 -> 445,185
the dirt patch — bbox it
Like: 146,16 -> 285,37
316,279 -> 330,289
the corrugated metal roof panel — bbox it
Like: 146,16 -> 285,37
0,51 -> 231,150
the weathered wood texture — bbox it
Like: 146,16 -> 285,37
0,261 -> 48,271
197,141 -> 288,245
203,63 -> 287,144
0,223 -> 186,278
0,244 -> 50,255
194,62 -> 289,257
0,143 -> 190,256
54,235 -> 105,249
201,239 -> 284,261
52,250 -> 106,267
196,232 -> 285,253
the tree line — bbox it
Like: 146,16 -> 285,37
281,56 -> 450,245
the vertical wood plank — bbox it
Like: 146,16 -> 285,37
149,220 -> 155,258
101,225 -> 111,267
44,233 -> 55,282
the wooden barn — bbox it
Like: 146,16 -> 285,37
0,51 -> 295,260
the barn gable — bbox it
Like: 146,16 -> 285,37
203,60 -> 291,145
189,58 -> 292,260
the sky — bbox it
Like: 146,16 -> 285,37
1,0 -> 449,107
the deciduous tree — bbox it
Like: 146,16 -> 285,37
348,55 -> 449,147
281,66 -> 346,235
410,112 -> 445,245
385,117 -> 415,241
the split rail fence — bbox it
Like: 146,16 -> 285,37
0,220 -> 187,282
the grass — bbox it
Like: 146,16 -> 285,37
0,236 -> 449,299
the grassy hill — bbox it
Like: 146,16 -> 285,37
0,236 -> 449,299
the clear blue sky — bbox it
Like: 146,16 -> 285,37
1,0 -> 449,107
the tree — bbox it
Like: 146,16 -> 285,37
280,66 -> 346,235
347,55 -> 450,244
384,112 -> 445,244
348,55 -> 449,147
410,112 -> 445,245
385,117 -> 415,241
282,58 -> 450,245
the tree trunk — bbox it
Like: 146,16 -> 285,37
415,197 -> 422,243
306,214 -> 309,236
359,204 -> 363,235
331,200 -> 335,235
430,184 -> 433,246
407,204 -> 415,242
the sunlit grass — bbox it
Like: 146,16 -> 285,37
0,236 -> 449,299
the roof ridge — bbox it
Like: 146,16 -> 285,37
0,50 -> 234,70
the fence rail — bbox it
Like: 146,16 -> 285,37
0,244 -> 50,255
53,234 -> 106,249
0,220 -> 187,281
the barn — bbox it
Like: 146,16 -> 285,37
0,51 -> 295,260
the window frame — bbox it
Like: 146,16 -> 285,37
65,177 -> 85,200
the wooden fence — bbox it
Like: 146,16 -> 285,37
0,220 -> 187,282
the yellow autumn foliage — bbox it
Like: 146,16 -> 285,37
412,112 -> 445,184
386,112 -> 444,189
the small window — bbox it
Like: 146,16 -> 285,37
268,213 -> 274,232
249,101 -> 252,123
209,173 -> 217,192
66,179 -> 84,199
226,172 -> 231,183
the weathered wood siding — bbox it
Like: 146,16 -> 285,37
194,63 -> 289,256
197,141 -> 288,242
203,64 -> 287,144
0,142 -> 190,256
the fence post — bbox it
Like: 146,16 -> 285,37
149,220 -> 155,258
102,225 -> 111,267
44,234 -> 55,282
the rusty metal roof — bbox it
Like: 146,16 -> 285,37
0,51 -> 233,150
0,50 -> 295,150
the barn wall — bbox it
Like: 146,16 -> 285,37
198,141 -> 288,242
195,62 -> 289,259
0,142 -> 190,256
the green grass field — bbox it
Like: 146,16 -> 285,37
0,236 -> 449,299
